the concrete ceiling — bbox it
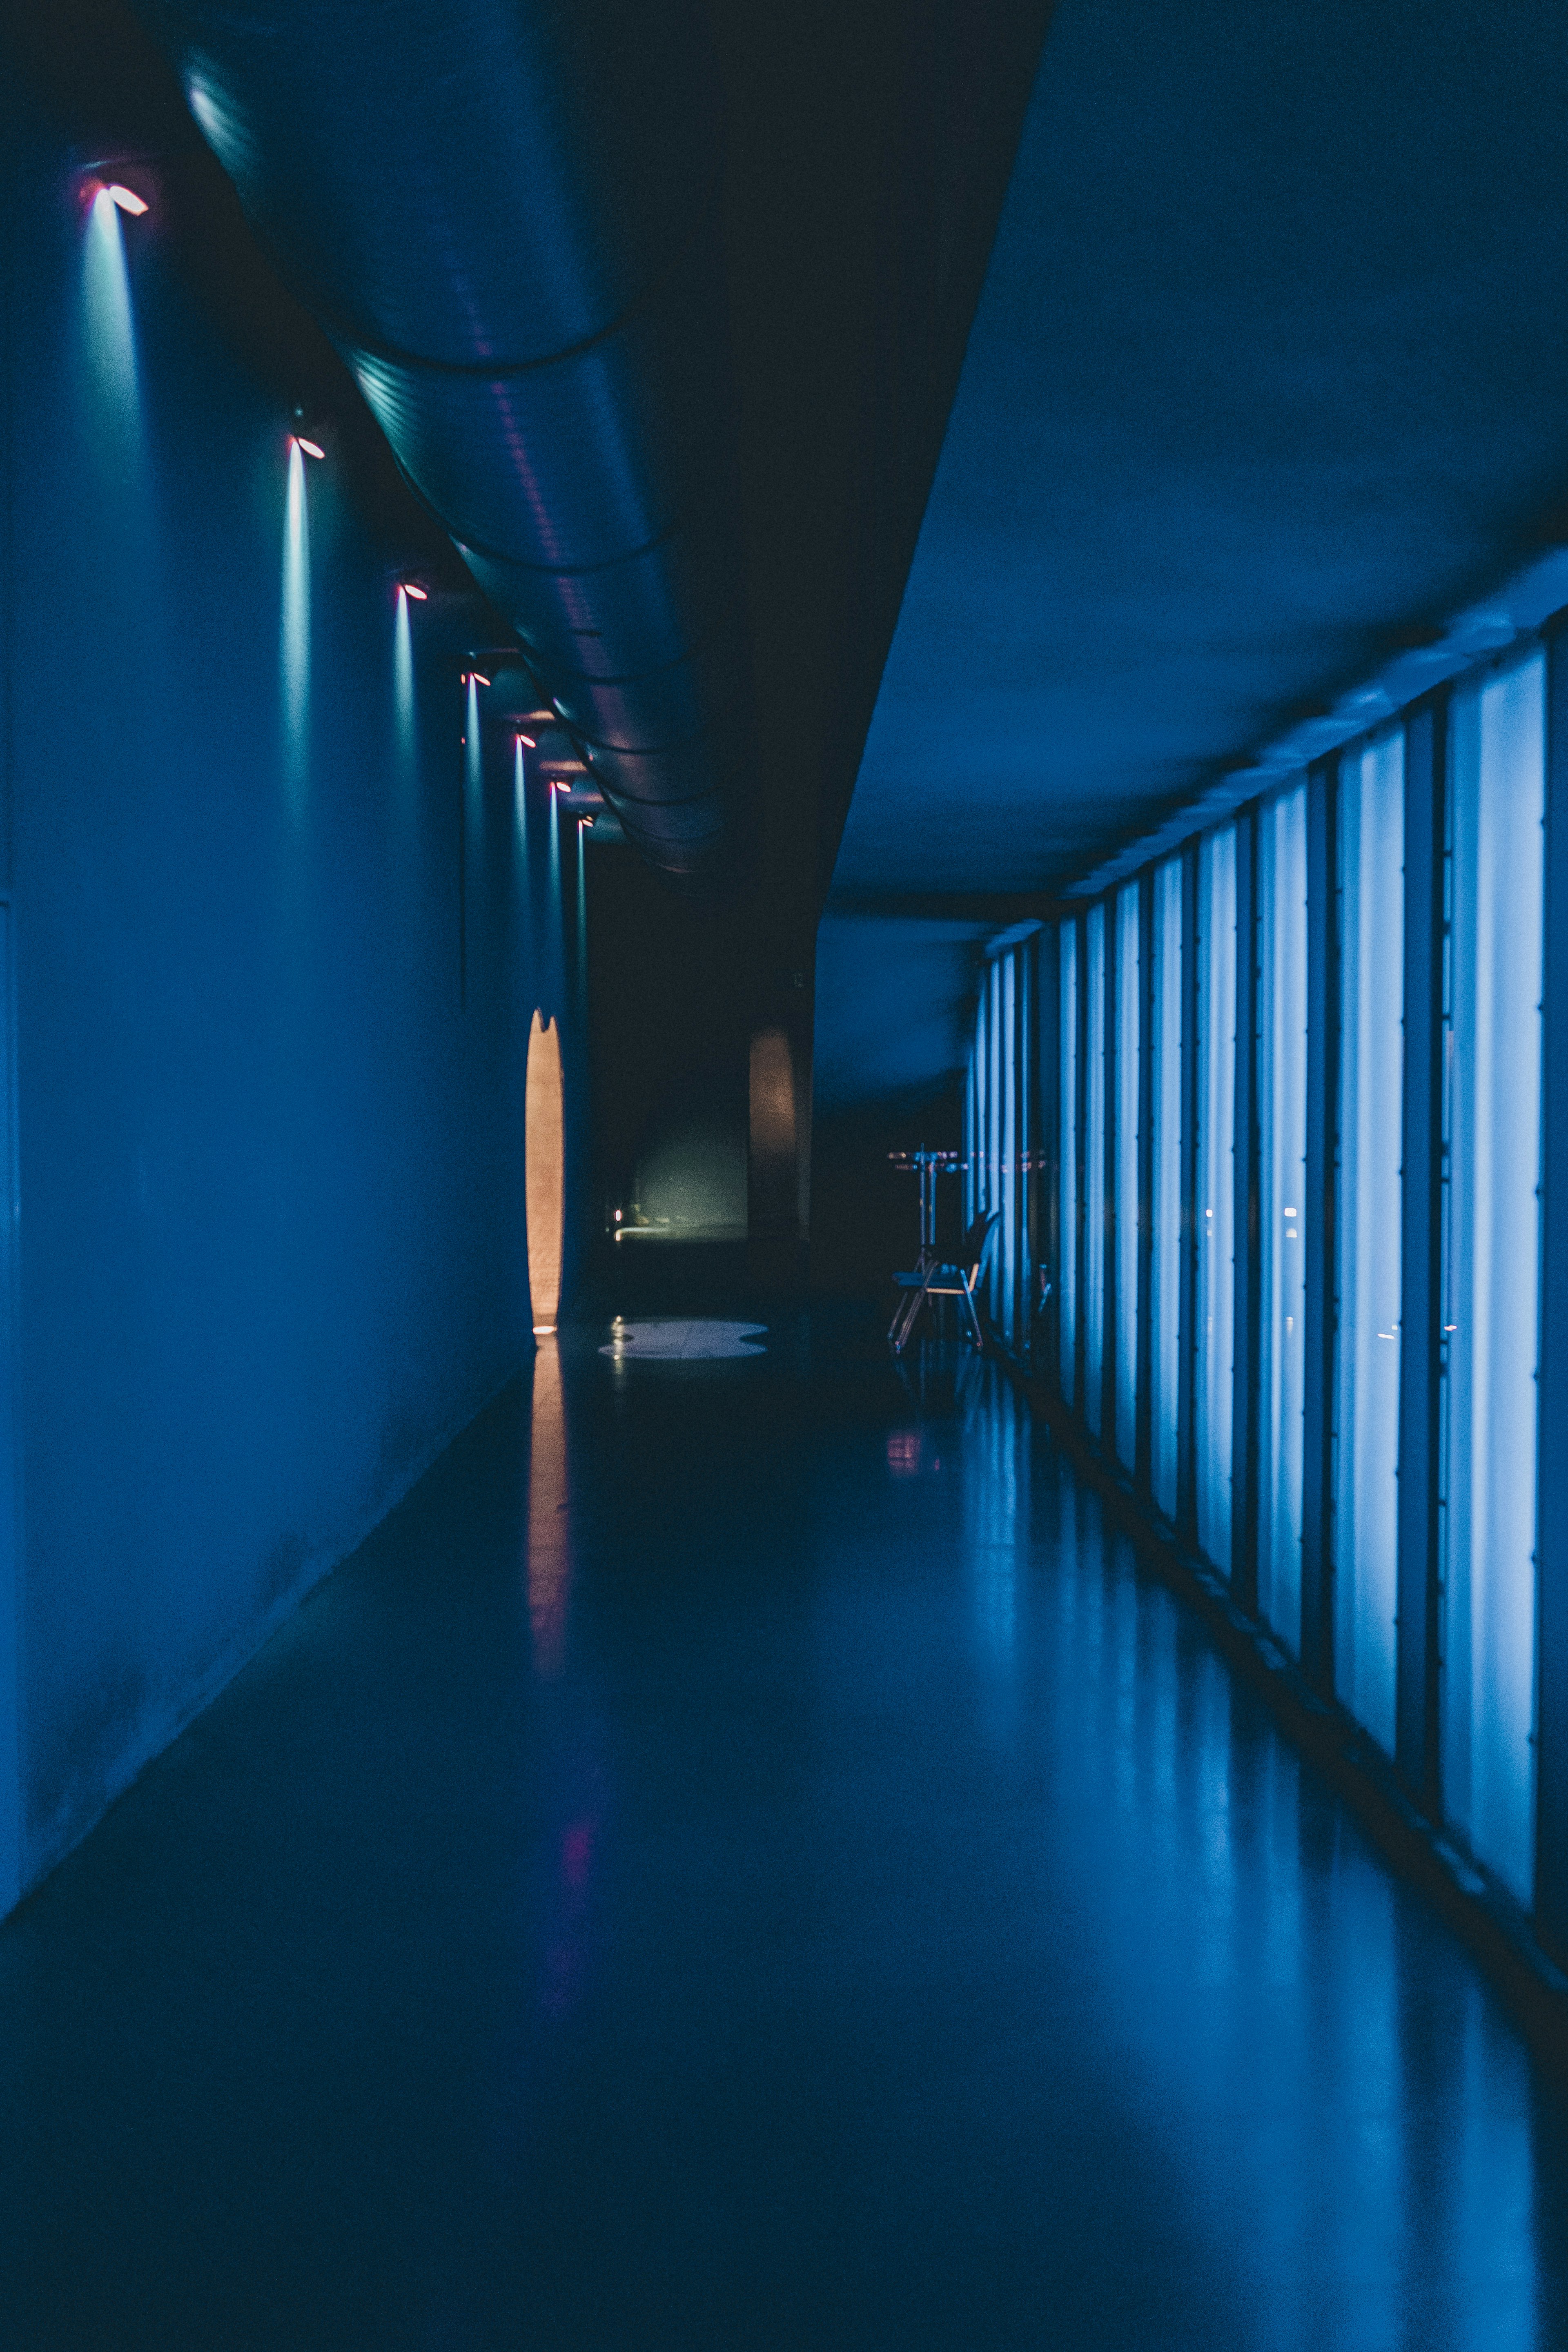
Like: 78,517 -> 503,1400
821,0 -> 1568,1099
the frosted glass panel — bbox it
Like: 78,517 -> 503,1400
1334,732 -> 1403,1755
1195,827 -> 1236,1570
1257,785 -> 1307,1653
1085,904 -> 1106,1436
1443,653 -> 1544,1905
1115,884 -> 1140,1469
997,957 -> 1014,1334
1150,859 -> 1183,1519
1058,925 -> 1078,1402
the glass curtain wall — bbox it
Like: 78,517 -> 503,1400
964,622 -> 1563,1942
1059,924 -> 1078,1403
1114,884 -> 1140,1470
1150,858 -> 1183,1519
1195,826 -> 1236,1571
1444,652 -> 1545,1904
1334,732 -> 1403,1754
1257,784 -> 1308,1650
1084,903 -> 1107,1437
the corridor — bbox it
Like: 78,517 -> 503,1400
0,1313 -> 1562,2349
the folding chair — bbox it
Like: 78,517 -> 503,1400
889,1210 -> 999,1353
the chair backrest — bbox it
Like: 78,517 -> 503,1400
964,1209 -> 1000,1276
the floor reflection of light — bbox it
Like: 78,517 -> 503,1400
599,1321 -> 766,1361
963,1368 -> 1019,1674
527,1341 -> 570,1678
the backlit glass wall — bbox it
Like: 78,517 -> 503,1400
961,621 -> 1559,1942
1195,826 -> 1236,1572
1059,925 -> 1078,1402
1257,785 -> 1307,1650
1334,731 -> 1403,1754
1084,904 -> 1107,1437
1150,858 -> 1183,1519
1443,652 -> 1544,1904
1114,884 -> 1140,1470
968,945 -> 1037,1359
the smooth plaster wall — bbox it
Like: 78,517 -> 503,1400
1,107 -> 548,1896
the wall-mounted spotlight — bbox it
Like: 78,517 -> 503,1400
468,671 -> 491,688
293,435 -> 325,460
517,733 -> 536,748
105,184 -> 149,216
400,579 -> 429,602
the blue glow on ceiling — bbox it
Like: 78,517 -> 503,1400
822,0 -> 1568,1100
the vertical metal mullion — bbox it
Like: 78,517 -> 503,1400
1302,759 -> 1340,1694
1232,806 -> 1261,1612
1135,868 -> 1156,1495
1396,696 -> 1446,1811
1074,912 -> 1089,1416
1537,635 -> 1568,1958
1176,844 -> 1201,1545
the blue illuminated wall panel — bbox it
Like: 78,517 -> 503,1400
1058,925 -> 1078,1402
1443,653 -> 1544,1904
991,960 -> 1006,1317
1257,785 -> 1307,1651
1000,953 -> 1018,1342
1150,859 -> 1183,1519
1334,733 -> 1403,1754
1195,826 -> 1236,1571
1084,904 -> 1106,1437
1114,885 -> 1140,1470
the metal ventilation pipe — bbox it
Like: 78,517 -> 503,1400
134,0 -> 748,879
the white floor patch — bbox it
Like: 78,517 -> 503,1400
599,1320 -> 768,1361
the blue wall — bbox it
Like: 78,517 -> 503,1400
1,102 -> 551,1897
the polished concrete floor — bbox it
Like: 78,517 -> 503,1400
2,1310 -> 1566,2348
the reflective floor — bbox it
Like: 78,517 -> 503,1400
2,1312 -> 1566,2348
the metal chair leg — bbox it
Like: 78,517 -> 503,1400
891,1286 -> 925,1353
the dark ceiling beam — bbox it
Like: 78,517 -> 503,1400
706,0 -> 1060,945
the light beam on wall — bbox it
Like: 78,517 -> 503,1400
281,437 -> 310,801
575,813 -> 587,1025
394,586 -> 415,772
527,1011 -> 564,1336
82,185 -> 141,433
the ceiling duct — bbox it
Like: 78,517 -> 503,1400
134,0 -> 749,880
